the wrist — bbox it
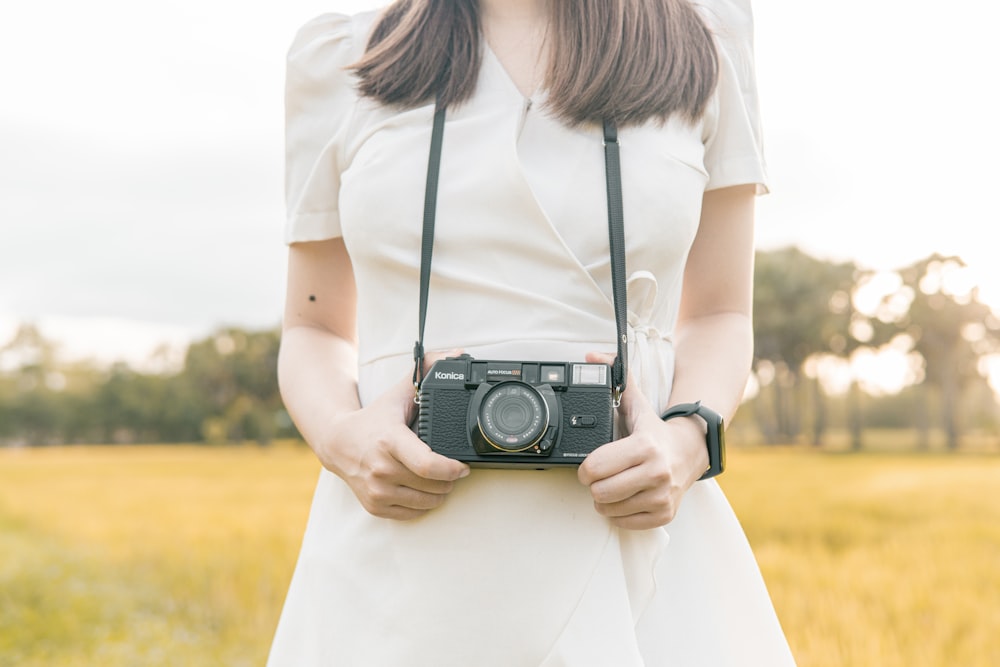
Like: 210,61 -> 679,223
659,416 -> 710,482
311,410 -> 363,479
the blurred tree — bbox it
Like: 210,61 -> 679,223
878,255 -> 1000,450
752,247 -> 864,444
0,324 -> 64,444
1,323 -> 59,390
92,364 -> 190,443
179,328 -> 282,444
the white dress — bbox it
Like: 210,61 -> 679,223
270,3 -> 796,665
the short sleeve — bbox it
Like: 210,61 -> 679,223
697,0 -> 769,194
284,14 -> 363,243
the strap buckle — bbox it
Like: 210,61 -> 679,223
612,385 -> 624,408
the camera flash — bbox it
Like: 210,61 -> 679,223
572,364 -> 607,386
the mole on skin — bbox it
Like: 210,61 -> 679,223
309,295 -> 317,302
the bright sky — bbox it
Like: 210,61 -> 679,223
1,0 -> 998,369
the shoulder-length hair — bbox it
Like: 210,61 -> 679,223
351,0 -> 718,126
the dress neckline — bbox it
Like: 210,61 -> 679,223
481,41 -> 546,106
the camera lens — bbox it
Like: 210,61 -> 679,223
477,382 -> 548,452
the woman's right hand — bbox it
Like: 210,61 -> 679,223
280,239 -> 468,520
315,371 -> 471,521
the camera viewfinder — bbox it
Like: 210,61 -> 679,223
541,365 -> 565,384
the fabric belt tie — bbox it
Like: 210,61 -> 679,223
625,271 -> 675,413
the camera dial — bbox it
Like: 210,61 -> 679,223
476,382 -> 548,452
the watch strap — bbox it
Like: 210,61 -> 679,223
661,401 -> 726,480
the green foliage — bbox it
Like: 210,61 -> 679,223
0,325 -> 293,446
753,246 -> 859,369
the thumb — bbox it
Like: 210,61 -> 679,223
380,372 -> 421,424
584,350 -> 616,366
392,348 -> 463,424
585,350 -> 649,430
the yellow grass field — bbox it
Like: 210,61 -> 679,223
1,443 -> 998,666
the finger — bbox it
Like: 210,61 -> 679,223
593,487 -> 661,518
370,505 -> 429,521
394,469 -> 458,495
355,471 -> 428,518
365,449 -> 459,495
577,436 -> 647,486
389,432 -> 470,482
595,494 -> 678,531
608,512 -> 664,531
584,350 -> 616,363
386,485 -> 451,511
587,463 -> 651,504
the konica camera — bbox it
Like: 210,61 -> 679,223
417,354 -> 614,467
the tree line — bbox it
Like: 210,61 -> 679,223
0,326 -> 291,446
752,249 -> 999,449
2,248 -> 999,449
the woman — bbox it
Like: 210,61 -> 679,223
270,0 -> 795,664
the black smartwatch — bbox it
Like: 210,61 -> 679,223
660,401 -> 726,480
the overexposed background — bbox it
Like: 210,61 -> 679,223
1,0 -> 998,367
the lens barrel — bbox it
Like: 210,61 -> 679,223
477,382 -> 548,452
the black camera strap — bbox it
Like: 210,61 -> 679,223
413,103 -> 629,404
602,118 -> 628,405
412,103 -> 448,390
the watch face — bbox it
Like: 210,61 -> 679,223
705,414 -> 725,479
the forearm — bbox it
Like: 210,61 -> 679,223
277,324 -> 361,452
668,311 -> 753,425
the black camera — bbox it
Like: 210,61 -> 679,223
417,354 -> 614,468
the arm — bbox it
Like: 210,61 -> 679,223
669,183 -> 756,425
578,184 -> 756,529
279,238 -> 469,520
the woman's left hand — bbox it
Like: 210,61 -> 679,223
577,352 -> 710,530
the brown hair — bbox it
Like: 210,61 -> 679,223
352,0 -> 719,127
